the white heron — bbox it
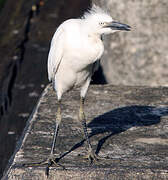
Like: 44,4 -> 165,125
46,4 -> 131,174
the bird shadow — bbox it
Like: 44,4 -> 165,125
58,105 -> 168,160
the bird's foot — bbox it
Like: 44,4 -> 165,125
84,150 -> 99,164
81,148 -> 105,164
45,154 -> 65,177
79,148 -> 111,165
22,154 -> 65,177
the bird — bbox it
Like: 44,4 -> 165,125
46,4 -> 131,174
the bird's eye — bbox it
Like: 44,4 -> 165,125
99,22 -> 105,26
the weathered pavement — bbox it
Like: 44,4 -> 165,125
3,84 -> 168,179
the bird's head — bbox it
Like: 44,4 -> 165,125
82,5 -> 131,36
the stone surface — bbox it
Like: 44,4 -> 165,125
93,0 -> 168,86
3,84 -> 168,179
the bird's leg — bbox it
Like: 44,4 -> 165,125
22,100 -> 64,177
79,97 -> 98,164
45,100 -> 65,174
50,100 -> 61,156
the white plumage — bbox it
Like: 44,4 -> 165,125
48,5 -> 131,100
48,18 -> 103,99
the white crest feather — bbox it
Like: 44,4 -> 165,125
82,4 -> 109,20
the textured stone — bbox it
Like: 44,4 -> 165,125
2,84 -> 168,179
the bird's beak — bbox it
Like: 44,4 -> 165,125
105,21 -> 131,31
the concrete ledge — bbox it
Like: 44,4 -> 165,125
3,84 -> 168,179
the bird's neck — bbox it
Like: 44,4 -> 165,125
82,20 -> 102,40
87,33 -> 102,44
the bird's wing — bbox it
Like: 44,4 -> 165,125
47,26 -> 64,82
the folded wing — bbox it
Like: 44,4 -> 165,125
47,26 -> 64,82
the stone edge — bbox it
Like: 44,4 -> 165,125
1,85 -> 50,180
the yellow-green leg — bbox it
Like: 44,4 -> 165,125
79,97 -> 98,163
45,100 -> 64,175
22,100 -> 64,177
